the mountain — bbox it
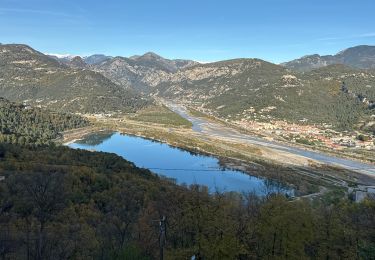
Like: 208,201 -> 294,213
282,45 -> 375,72
0,44 -> 148,113
47,51 -> 198,92
154,59 -> 375,130
2,43 -> 373,131
69,56 -> 87,69
47,53 -> 76,63
91,52 -> 198,92
84,54 -> 112,65
129,52 -> 198,72
48,53 -> 111,66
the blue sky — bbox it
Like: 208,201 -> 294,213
0,0 -> 374,63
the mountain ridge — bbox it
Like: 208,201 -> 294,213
0,44 -> 149,113
282,45 -> 375,72
2,43 -> 374,132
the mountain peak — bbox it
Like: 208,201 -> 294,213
70,56 -> 87,68
142,52 -> 161,58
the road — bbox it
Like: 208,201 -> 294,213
166,102 -> 375,176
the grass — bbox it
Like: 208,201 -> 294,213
129,105 -> 193,128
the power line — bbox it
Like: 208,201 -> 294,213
2,158 -> 375,173
148,168 -> 227,172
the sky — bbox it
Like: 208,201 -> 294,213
0,0 -> 374,63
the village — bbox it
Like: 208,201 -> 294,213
235,119 -> 375,150
185,101 -> 375,151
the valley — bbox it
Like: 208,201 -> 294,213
1,42 -> 374,196
166,101 -> 375,176
2,0 -> 375,257
59,101 -> 375,199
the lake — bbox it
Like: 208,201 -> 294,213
68,132 -> 293,195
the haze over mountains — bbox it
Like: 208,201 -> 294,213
0,43 -> 374,133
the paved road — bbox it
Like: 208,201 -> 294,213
166,102 -> 375,176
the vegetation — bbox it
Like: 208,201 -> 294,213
357,134 -> 370,142
130,105 -> 192,127
0,143 -> 374,259
1,43 -> 374,259
0,98 -> 90,145
156,60 -> 374,132
296,137 -> 316,146
0,44 -> 149,113
97,116 -> 375,196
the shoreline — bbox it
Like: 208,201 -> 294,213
62,125 -> 375,196
61,122 -> 375,180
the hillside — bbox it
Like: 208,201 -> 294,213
154,59 -> 375,131
0,98 -> 90,145
0,44 -> 148,113
282,45 -> 375,72
2,43 -> 374,132
1,142 -> 374,259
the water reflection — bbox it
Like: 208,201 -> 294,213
69,132 -> 294,196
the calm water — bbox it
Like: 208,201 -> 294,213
69,132 -> 293,195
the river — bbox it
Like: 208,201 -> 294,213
166,102 -> 375,176
68,131 -> 293,195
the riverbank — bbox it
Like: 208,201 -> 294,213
184,104 -> 375,166
60,113 -> 375,198
61,126 -> 108,145
166,102 -> 375,177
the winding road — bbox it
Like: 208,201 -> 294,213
166,102 -> 375,176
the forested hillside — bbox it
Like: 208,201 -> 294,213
155,59 -> 375,131
0,98 -> 90,145
0,44 -> 149,113
0,143 -> 374,259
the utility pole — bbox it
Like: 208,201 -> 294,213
159,215 -> 167,260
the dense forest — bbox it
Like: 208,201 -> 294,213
0,143 -> 374,259
0,98 -> 90,145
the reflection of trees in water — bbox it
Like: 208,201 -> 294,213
262,179 -> 294,197
121,133 -> 203,157
76,131 -> 114,146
